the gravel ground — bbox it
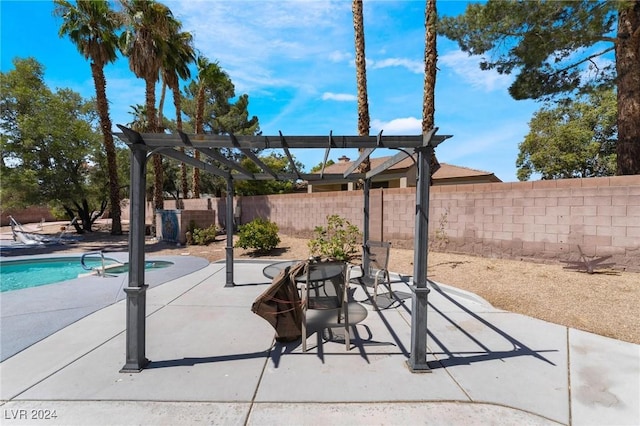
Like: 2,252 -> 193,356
3,222 -> 638,344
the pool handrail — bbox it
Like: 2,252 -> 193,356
81,251 -> 110,277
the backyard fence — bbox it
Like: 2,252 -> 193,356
0,206 -> 57,227
11,175 -> 639,272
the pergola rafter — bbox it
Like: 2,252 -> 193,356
342,131 -> 382,177
366,149 -> 412,179
279,131 -> 303,180
160,148 -> 230,179
229,133 -> 279,179
114,125 -> 450,374
319,131 -> 335,178
198,147 -> 255,179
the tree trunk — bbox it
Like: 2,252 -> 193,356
158,80 -> 166,132
145,77 -> 164,214
423,0 -> 437,134
424,0 -> 441,182
90,62 -> 122,235
172,84 -> 189,199
615,1 -> 640,175
353,0 -> 371,177
193,85 -> 206,198
64,199 -> 106,233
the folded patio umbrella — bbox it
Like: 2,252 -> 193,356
251,260 -> 305,342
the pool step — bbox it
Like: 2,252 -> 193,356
77,263 -> 126,278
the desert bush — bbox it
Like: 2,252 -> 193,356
190,223 -> 219,245
308,214 -> 361,262
236,218 -> 280,253
429,208 -> 450,251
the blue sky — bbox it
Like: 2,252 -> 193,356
1,0 -> 541,182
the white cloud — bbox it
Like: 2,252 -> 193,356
322,92 -> 356,102
370,58 -> 423,74
439,50 -> 512,92
168,0 -> 352,94
329,50 -> 352,63
371,117 -> 422,134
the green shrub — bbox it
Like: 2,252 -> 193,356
308,214 -> 361,262
190,223 -> 219,245
236,218 -> 280,253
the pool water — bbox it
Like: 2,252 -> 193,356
0,257 -> 173,292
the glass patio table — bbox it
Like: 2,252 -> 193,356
262,260 -> 342,281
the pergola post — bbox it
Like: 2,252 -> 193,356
224,176 -> 235,287
362,178 -> 371,272
120,143 -> 150,373
407,143 -> 434,372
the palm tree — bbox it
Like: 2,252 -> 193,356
423,0 -> 441,181
159,25 -> 195,200
127,104 -> 148,132
352,0 -> 371,177
54,0 -> 123,235
192,56 -> 228,198
119,0 -> 174,215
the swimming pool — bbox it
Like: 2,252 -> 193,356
0,257 -> 174,292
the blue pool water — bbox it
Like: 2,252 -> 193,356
0,257 -> 173,292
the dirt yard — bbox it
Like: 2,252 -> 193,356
3,221 -> 638,345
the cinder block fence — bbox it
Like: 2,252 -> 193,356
427,175 -> 640,271
92,175 -> 640,273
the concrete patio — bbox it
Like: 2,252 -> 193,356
1,259 -> 638,425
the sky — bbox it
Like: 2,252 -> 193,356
1,0 -> 542,183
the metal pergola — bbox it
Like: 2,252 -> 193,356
114,125 -> 450,373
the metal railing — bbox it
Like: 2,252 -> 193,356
80,251 -> 108,277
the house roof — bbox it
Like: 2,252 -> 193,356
433,163 -> 500,181
319,156 -> 501,182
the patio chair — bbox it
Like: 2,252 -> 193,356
354,240 -> 392,308
12,230 -> 44,246
301,261 -> 351,351
8,215 -> 80,244
252,261 -> 305,342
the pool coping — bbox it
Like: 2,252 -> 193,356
0,252 -> 209,361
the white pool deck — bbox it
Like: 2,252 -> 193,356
1,258 -> 638,425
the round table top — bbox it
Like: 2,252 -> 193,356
262,260 -> 344,282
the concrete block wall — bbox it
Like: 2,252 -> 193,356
120,198 -> 217,225
428,176 -> 640,271
1,206 -> 58,226
381,187 -> 415,243
181,210 -> 216,230
238,191 -> 364,239
238,176 -> 639,271
117,175 -> 639,271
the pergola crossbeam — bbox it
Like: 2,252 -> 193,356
116,126 -> 443,149
117,124 -> 145,145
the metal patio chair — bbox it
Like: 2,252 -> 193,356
300,261 -> 351,351
354,240 -> 392,308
